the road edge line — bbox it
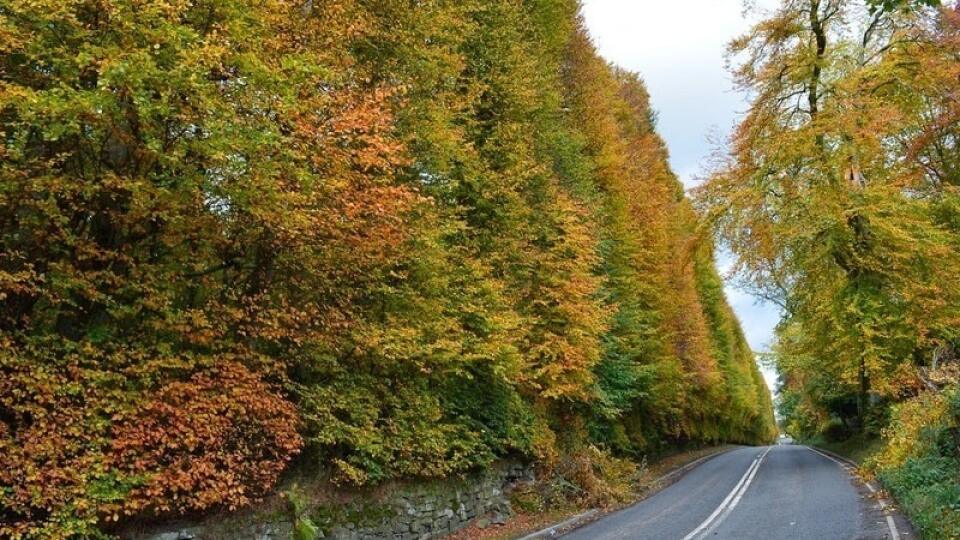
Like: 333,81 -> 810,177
805,446 -> 901,540
515,509 -> 599,540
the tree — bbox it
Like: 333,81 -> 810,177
698,0 -> 960,432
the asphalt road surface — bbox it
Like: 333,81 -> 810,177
562,445 -> 912,540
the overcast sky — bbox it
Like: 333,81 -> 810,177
580,0 -> 782,393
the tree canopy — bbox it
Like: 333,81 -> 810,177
0,0 -> 775,537
699,0 -> 959,437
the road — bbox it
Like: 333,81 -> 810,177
561,445 -> 912,540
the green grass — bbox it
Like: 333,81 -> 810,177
806,433 -> 885,465
878,455 -> 960,539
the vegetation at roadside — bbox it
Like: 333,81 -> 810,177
0,0 -> 774,537
447,445 -> 734,540
697,0 -> 960,536
866,386 -> 960,539
806,434 -> 885,466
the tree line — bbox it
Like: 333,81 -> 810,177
0,0 -> 775,537
698,0 -> 960,536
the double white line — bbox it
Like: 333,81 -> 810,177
682,447 -> 773,540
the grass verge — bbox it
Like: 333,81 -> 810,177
806,433 -> 884,465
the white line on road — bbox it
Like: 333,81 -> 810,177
698,446 -> 770,537
682,447 -> 772,540
805,446 -> 901,540
805,446 -> 854,470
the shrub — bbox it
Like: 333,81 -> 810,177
0,353 -> 301,538
870,386 -> 960,539
111,362 -> 303,516
878,456 -> 960,538
550,445 -> 642,508
870,391 -> 950,471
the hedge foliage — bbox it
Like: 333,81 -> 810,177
870,387 -> 960,539
0,0 -> 775,536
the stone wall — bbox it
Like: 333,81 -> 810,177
125,461 -> 534,540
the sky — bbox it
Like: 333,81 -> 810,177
580,0 -> 783,394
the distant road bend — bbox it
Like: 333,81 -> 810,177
562,445 -> 912,540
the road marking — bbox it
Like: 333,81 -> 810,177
806,446 -> 854,470
697,446 -> 772,538
805,447 -> 901,540
682,447 -> 772,540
